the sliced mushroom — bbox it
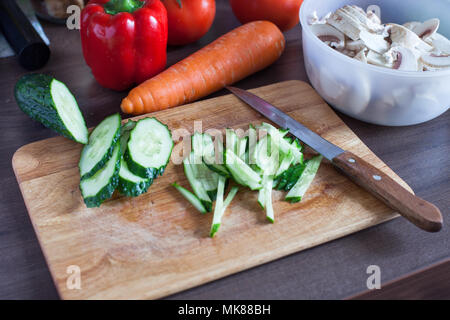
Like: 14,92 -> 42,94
403,21 -> 421,31
388,23 -> 433,52
360,29 -> 390,54
412,18 -> 439,40
342,5 -> 385,34
308,11 -> 331,25
354,48 -> 368,63
367,50 -> 394,68
366,7 -> 381,26
310,24 -> 345,49
327,9 -> 364,41
389,46 -> 418,71
420,52 -> 450,68
345,39 -> 366,52
427,33 -> 450,54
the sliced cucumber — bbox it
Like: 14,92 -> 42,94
118,159 -> 152,197
15,74 -> 88,144
125,117 -> 173,179
80,142 -> 121,208
117,121 -> 151,197
172,182 -> 207,214
224,149 -> 262,190
210,182 -> 239,238
79,113 -> 121,180
183,152 -> 214,212
285,155 -> 323,203
274,162 -> 306,191
198,133 -> 230,178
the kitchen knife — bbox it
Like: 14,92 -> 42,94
226,86 -> 443,232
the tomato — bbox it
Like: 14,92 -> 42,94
162,0 -> 216,46
229,0 -> 303,31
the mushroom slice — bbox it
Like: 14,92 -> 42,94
327,9 -> 364,41
310,24 -> 345,49
412,18 -> 439,40
388,23 -> 433,51
345,39 -> 366,52
342,5 -> 385,34
427,33 -> 450,54
389,46 -> 418,71
354,48 -> 368,63
367,50 -> 394,68
403,21 -> 421,31
366,7 -> 381,26
360,29 -> 390,54
420,52 -> 450,68
308,11 -> 331,25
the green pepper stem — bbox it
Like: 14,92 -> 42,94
104,0 -> 144,15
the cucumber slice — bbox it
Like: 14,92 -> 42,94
264,179 -> 275,223
118,159 -> 152,197
224,149 -> 262,190
117,121 -> 151,197
125,117 -> 173,179
255,135 -> 280,177
15,74 -> 88,144
79,113 -> 121,180
80,142 -> 121,208
172,182 -> 207,214
285,155 -> 323,203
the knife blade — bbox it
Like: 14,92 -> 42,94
226,86 -> 443,232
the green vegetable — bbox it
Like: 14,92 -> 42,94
210,182 -> 239,238
183,151 -> 215,212
15,74 -> 88,144
80,142 -> 121,208
79,113 -> 121,180
285,155 -> 323,203
172,182 -> 207,214
117,121 -> 152,197
274,162 -> 306,191
224,149 -> 262,190
125,117 -> 173,179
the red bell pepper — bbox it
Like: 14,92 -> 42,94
81,0 -> 168,91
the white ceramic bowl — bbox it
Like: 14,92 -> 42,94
299,0 -> 450,126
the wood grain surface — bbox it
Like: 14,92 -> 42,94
1,0 -> 448,300
12,81 -> 412,299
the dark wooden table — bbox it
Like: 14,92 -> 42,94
0,1 -> 449,300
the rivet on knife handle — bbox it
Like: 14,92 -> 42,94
332,151 -> 443,232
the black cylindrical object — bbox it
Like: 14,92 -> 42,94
0,0 -> 50,70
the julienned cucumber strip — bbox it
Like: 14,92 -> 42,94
285,155 -> 323,203
264,179 -> 274,223
15,74 -> 89,144
210,184 -> 239,237
125,117 -> 173,179
184,152 -> 213,212
79,113 -> 121,180
80,142 -> 121,208
274,162 -> 306,191
210,176 -> 225,237
172,182 -> 207,214
194,133 -> 230,178
224,149 -> 262,190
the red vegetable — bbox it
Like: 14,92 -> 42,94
121,21 -> 285,115
229,0 -> 303,31
162,0 -> 216,46
80,0 -> 168,91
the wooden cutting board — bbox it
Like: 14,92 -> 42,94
12,80 -> 410,300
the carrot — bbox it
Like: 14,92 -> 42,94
121,21 -> 285,115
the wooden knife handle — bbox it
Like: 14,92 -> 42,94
332,151 -> 442,232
